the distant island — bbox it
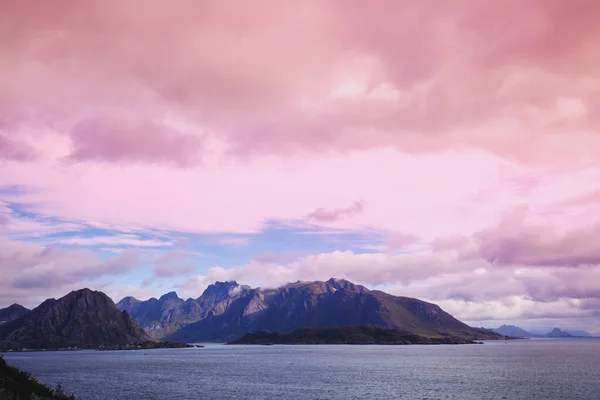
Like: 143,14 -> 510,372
491,325 -> 594,338
229,325 -> 488,345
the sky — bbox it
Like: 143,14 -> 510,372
1,0 -> 600,334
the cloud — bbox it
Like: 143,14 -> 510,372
177,249 -> 481,299
0,204 -> 9,227
306,200 -> 365,222
55,235 -> 173,248
141,250 -> 198,287
212,237 -> 251,246
68,117 -> 204,167
470,208 -> 600,267
0,237 -> 141,301
359,232 -> 421,253
153,250 -> 196,278
0,133 -> 35,161
251,251 -> 304,264
1,0 -> 599,163
557,188 -> 600,208
10,248 -> 141,290
437,297 -> 600,329
153,263 -> 196,279
386,232 -> 420,250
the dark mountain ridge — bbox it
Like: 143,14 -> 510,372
0,289 -> 150,350
118,278 -> 503,342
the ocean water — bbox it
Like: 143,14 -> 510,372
2,338 -> 600,400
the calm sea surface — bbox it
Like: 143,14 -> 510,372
3,338 -> 600,400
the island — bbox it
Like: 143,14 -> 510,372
228,325 -> 486,345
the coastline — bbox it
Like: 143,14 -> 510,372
0,340 -> 193,353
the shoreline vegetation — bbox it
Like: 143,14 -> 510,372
228,325 -> 501,345
96,340 -> 194,351
0,355 -> 78,399
1,340 -> 193,353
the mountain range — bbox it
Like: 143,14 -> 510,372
0,289 -> 150,349
3,279 -> 595,350
117,278 -> 503,342
491,325 -> 593,338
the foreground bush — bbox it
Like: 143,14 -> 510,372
0,355 -> 77,399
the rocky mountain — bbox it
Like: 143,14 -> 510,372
118,291 -> 208,339
0,289 -> 150,350
0,304 -> 30,323
546,328 -> 573,338
492,325 -> 537,338
119,278 -> 504,342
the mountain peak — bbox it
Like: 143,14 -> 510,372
0,304 -> 30,323
5,304 -> 28,311
492,325 -> 534,337
64,288 -> 99,300
116,296 -> 140,308
159,292 -> 182,302
326,278 -> 368,292
214,280 -> 239,288
547,328 -> 572,337
201,281 -> 250,299
0,289 -> 150,349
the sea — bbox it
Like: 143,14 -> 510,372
2,338 -> 600,400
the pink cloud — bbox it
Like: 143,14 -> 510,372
386,232 -> 420,250
558,188 -> 600,208
0,148 -> 573,238
470,208 -> 600,267
251,251 -> 304,264
0,133 -> 35,161
306,200 -> 365,223
55,235 -> 172,247
140,250 -> 198,287
153,250 -> 196,278
177,249 -> 481,298
153,263 -> 196,278
0,237 -> 140,295
69,117 -> 204,167
0,0 -> 599,164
